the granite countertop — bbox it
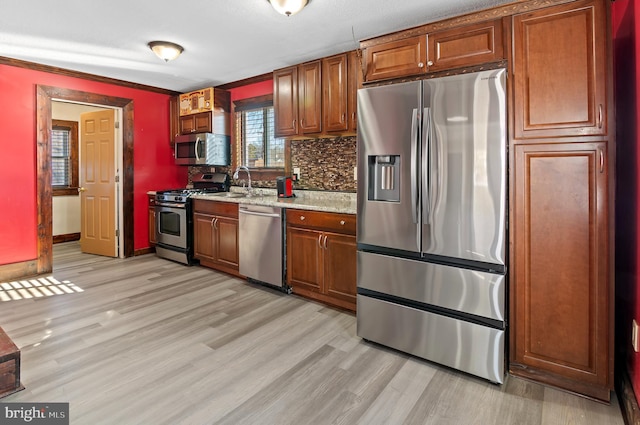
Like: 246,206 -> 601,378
191,187 -> 357,215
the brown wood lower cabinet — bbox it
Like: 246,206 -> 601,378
510,141 -> 612,402
286,209 -> 356,312
193,200 -> 239,276
148,195 -> 156,247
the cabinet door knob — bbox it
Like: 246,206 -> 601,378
300,215 -> 305,221
340,220 -> 345,225
418,62 -> 424,68
427,60 -> 434,66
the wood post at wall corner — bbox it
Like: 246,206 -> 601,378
36,85 -> 53,275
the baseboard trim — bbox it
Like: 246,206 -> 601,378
618,370 -> 640,425
0,260 -> 38,282
53,233 -> 80,244
134,247 -> 155,256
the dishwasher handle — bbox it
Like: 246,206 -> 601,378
239,208 -> 281,218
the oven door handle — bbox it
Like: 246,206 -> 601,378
156,202 -> 186,208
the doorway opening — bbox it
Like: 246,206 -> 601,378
36,85 -> 135,275
52,101 -> 124,257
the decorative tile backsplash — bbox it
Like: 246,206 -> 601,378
189,135 -> 357,192
291,136 -> 356,192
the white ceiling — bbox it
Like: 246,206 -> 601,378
0,0 -> 513,93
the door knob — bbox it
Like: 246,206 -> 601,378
78,187 -> 87,193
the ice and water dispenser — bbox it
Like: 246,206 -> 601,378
368,155 -> 400,202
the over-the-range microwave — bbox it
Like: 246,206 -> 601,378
174,133 -> 230,166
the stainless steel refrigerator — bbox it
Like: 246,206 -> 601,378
356,69 -> 507,383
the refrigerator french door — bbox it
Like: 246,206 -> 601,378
356,69 -> 507,383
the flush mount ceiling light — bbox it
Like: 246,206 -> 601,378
268,0 -> 308,16
148,41 -> 184,62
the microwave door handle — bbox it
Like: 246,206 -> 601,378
410,108 -> 419,225
194,137 -> 201,162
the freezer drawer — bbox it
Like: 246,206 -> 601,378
357,295 -> 504,383
357,251 -> 505,322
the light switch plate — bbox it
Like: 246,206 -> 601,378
354,166 -> 357,181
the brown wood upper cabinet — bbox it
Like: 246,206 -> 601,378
364,36 -> 427,82
299,61 -> 323,134
179,111 -> 212,135
427,19 -> 503,72
362,19 -> 504,82
171,88 -> 230,142
169,95 -> 179,146
347,50 -> 362,132
275,52 -> 360,138
512,0 -> 607,139
273,61 -> 322,137
322,51 -> 362,134
273,66 -> 298,137
323,53 -> 349,133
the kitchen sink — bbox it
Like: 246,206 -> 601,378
211,192 -> 249,198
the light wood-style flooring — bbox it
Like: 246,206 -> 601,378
0,242 -> 625,424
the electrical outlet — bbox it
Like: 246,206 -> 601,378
633,320 -> 639,352
293,167 -> 301,181
354,166 -> 357,181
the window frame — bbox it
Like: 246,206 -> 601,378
233,94 -> 287,181
51,119 -> 79,196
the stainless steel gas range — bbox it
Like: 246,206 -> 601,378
155,172 -> 229,265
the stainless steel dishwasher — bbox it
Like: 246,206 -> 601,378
238,204 -> 285,290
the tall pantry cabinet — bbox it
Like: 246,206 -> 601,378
508,0 -> 614,402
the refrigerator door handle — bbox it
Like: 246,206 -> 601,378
422,107 -> 431,224
410,108 -> 419,224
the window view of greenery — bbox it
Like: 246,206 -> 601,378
240,106 -> 284,168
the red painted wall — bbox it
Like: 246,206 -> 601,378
228,79 -> 273,104
613,0 -> 640,400
0,64 -> 187,265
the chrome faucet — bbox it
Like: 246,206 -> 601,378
233,166 -> 252,196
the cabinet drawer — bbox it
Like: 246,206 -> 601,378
286,209 -> 355,235
192,200 -> 238,218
